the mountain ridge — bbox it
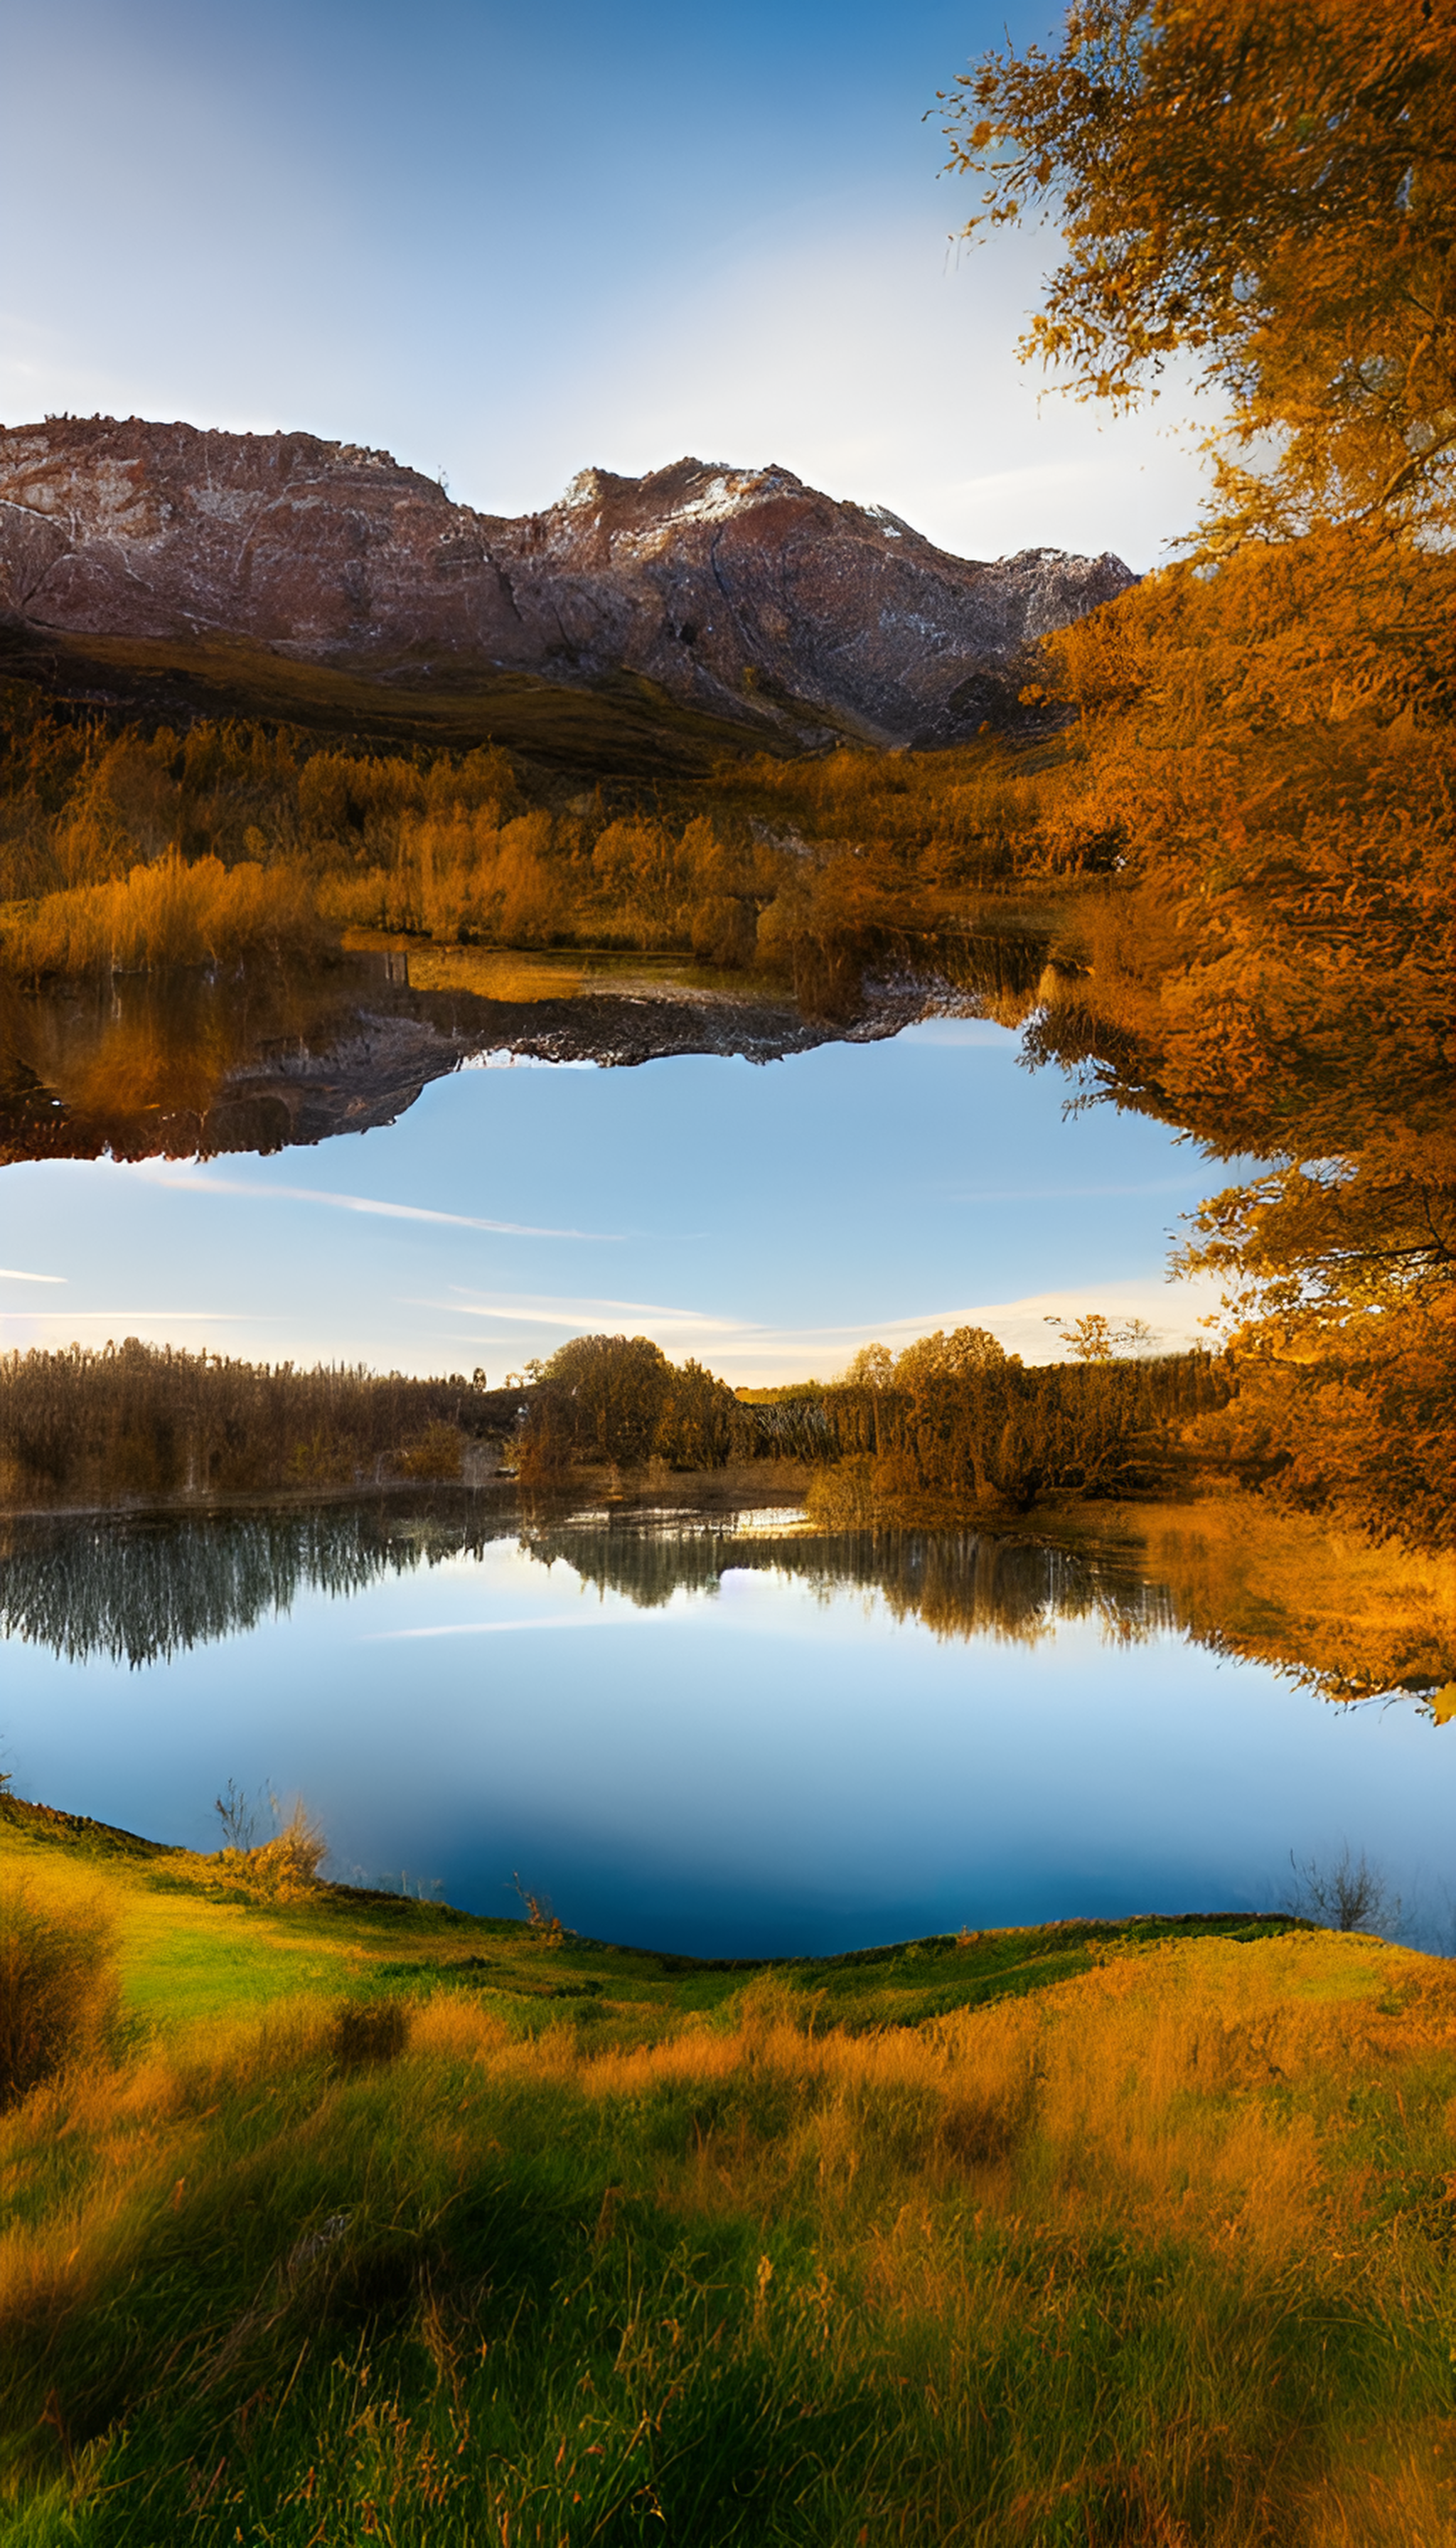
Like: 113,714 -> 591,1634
0,416 -> 1134,754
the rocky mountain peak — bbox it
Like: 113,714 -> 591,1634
0,415 -> 1135,750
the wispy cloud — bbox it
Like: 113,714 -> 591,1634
363,1615 -> 649,1641
703,1277 -> 1227,1377
420,1289 -> 749,1334
0,1268 -> 66,1283
133,1166 -> 618,1242
395,1274 -> 1226,1381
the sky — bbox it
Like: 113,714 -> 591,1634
0,0 -> 1214,569
0,1026 -> 1232,1381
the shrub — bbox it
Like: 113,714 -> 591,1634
0,1878 -> 119,2107
213,1804 -> 328,1903
0,853 -> 321,976
331,1998 -> 410,2069
804,1455 -> 879,1529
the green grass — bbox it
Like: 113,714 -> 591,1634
2,1795 -> 1453,2547
0,1794 -> 1307,2030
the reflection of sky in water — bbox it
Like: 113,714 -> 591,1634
5,1535 -> 1449,1958
1,1024 -> 1233,1380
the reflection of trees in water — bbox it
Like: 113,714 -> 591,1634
519,1517 -> 1175,1648
0,1501 -> 1178,1671
0,1500 -> 515,1668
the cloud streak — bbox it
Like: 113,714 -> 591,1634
422,1289 -> 750,1332
134,1167 -> 619,1242
398,1273 -> 1226,1379
363,1615 -> 649,1642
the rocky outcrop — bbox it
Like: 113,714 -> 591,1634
0,417 -> 1133,749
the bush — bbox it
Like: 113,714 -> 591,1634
0,852 -> 321,976
804,1455 -> 879,1529
0,1878 -> 119,2107
330,1998 -> 410,2069
213,1805 -> 328,1903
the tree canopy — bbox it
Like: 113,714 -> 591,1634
941,0 -> 1456,539
942,0 -> 1454,1548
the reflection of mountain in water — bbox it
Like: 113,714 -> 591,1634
0,924 -> 1047,1165
0,1497 -> 1169,1671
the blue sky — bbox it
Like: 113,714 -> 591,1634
1,0 -> 1212,566
0,1027 -> 1229,1380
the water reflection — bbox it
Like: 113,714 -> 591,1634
0,1494 -> 1179,1671
0,1501 -> 496,1666
523,1511 -> 1175,1649
0,920 -> 1048,1165
5,1494 -> 1449,1956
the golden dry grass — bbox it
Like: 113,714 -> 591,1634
0,1834 -> 1452,2548
0,852 -> 319,974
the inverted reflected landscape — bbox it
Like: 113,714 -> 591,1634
5,950 -> 1448,1957
4,1493 -> 1449,1957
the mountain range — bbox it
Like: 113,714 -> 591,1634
0,416 -> 1133,766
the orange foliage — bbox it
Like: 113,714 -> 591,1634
0,853 -> 321,975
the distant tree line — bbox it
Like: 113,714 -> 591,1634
2,1321 -> 1442,1552
814,1333 -> 1231,1511
516,1326 -> 1231,1512
0,1339 -> 506,1508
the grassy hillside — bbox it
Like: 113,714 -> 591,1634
0,628 -> 802,781
3,1797 -> 1453,2545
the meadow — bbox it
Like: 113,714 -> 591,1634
2,1793 -> 1453,2547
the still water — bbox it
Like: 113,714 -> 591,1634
4,1499 -> 1448,1957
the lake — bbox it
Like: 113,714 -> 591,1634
4,967 -> 1447,1956
2,1495 -> 1448,1956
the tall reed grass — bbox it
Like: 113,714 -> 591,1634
0,692 -> 1078,1000
0,1931 -> 1450,2542
0,1876 -> 119,2106
0,854 -> 320,976
0,1337 -> 486,1507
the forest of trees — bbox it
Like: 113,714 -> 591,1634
0,682 -> 1076,1034
0,1326 -> 1233,1521
933,0 -> 1453,1557
504,1327 -> 1248,1516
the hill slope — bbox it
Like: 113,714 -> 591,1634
3,1794 -> 1452,2544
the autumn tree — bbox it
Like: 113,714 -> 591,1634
943,0 -> 1455,1549
1043,1313 -> 1157,1362
941,0 -> 1456,542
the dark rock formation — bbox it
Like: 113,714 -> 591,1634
0,417 -> 1133,749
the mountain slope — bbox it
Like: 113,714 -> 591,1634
0,417 -> 1133,753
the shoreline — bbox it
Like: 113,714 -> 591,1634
0,1460 -> 816,1529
